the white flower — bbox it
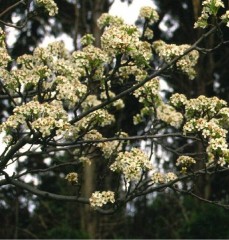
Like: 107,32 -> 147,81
110,148 -> 153,182
89,191 -> 115,208
65,172 -> 78,184
156,104 -> 183,129
36,0 -> 58,16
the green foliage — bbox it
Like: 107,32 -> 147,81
121,194 -> 229,239
180,197 -> 229,239
46,226 -> 89,239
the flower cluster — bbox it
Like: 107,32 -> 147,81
133,106 -> 154,125
218,107 -> 229,128
185,95 -> 227,121
166,172 -> 178,182
182,95 -> 229,166
176,156 -> 196,173
0,29 -> 11,67
97,13 -> 124,28
83,129 -> 103,141
72,45 -> 108,79
151,172 -> 165,184
194,0 -> 225,28
76,45 -> 108,67
133,77 -> 161,125
98,140 -> 122,159
110,148 -> 153,182
89,191 -> 115,208
156,104 -> 183,129
151,172 -> 177,184
79,156 -> 92,166
183,118 -> 227,139
153,40 -> 199,79
82,130 -> 126,159
36,0 -> 58,16
118,65 -> 147,82
101,23 -> 140,56
101,23 -> 152,66
0,100 -> 70,138
144,28 -> 154,40
0,27 -> 5,46
169,93 -> 188,108
221,10 -> 229,27
80,34 -> 95,46
65,172 -> 78,184
133,77 -> 160,104
97,132 -> 128,159
55,76 -> 87,106
139,6 -> 159,25
0,47 -> 11,68
207,137 -> 229,166
74,109 -> 115,135
2,41 -> 90,109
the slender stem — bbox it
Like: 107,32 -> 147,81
0,0 -> 26,18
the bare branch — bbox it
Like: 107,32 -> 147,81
0,0 -> 26,18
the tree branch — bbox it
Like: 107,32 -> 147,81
70,21 -> 224,124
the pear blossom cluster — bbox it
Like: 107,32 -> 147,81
80,34 -> 95,46
73,45 -> 109,69
144,28 -> 154,40
151,172 -> 165,184
183,118 -> 227,139
97,132 -> 128,159
79,156 -> 92,166
221,11 -> 229,27
133,77 -> 160,104
133,106 -> 154,125
100,21 -> 152,66
169,93 -> 188,108
0,47 -> 11,68
166,172 -> 178,182
1,41 -> 89,108
156,104 -> 183,129
151,172 -> 177,184
82,130 -> 126,159
97,13 -> 124,29
118,65 -> 147,82
194,0 -> 225,28
83,129 -> 103,141
139,6 -> 159,25
98,141 -> 122,159
133,78 -> 160,125
0,100 -> 70,138
169,95 -> 229,166
89,191 -> 115,208
153,40 -> 199,79
176,156 -> 196,173
133,80 -> 184,128
73,109 -> 115,135
65,172 -> 78,184
55,76 -> 87,106
36,0 -> 58,16
184,95 -> 227,120
110,148 -> 153,182
0,28 -> 11,67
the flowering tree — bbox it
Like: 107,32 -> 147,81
0,0 -> 229,215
